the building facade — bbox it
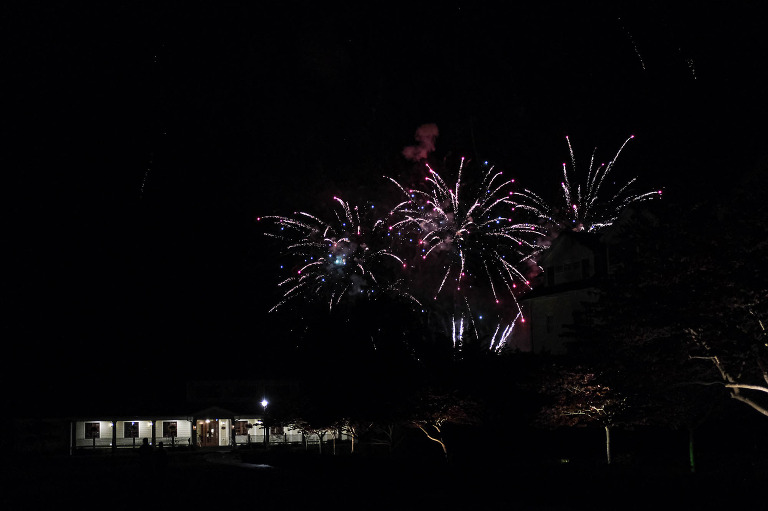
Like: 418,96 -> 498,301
69,379 -> 342,453
508,206 -> 656,355
509,230 -> 610,355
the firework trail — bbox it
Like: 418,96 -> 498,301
384,156 -> 547,349
488,312 -> 523,354
259,196 -> 418,313
514,135 -> 662,233
618,16 -> 646,72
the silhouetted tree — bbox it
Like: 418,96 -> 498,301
563,165 -> 768,470
678,167 -> 768,418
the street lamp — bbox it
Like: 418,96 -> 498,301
261,398 -> 269,448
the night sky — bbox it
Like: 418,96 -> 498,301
5,3 -> 767,414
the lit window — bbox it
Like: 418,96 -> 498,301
85,422 -> 100,439
163,421 -> 177,438
124,422 -> 139,438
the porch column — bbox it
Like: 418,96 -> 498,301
69,421 -> 74,456
191,418 -> 197,448
111,420 -> 117,453
151,420 -> 156,446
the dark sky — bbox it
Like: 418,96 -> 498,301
5,2 -> 767,414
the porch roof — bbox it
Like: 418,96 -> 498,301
70,404 -> 267,422
191,406 -> 239,419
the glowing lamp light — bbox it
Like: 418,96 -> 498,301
261,399 -> 269,409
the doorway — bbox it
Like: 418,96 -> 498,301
197,420 -> 218,447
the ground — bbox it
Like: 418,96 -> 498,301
3,444 -> 765,510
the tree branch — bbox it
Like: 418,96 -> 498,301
729,393 -> 768,418
416,424 -> 448,456
724,383 -> 768,395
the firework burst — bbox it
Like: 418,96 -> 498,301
384,157 -> 547,349
515,135 -> 662,233
259,196 -> 417,313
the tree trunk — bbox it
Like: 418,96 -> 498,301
418,425 -> 449,463
688,426 -> 696,474
604,425 -> 612,465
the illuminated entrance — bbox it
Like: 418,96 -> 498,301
196,418 -> 231,447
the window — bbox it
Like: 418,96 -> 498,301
234,421 -> 250,436
124,422 -> 139,438
163,421 -> 177,438
581,258 -> 591,279
546,266 -> 555,286
546,315 -> 554,334
271,426 -> 284,436
562,261 -> 580,271
85,422 -> 100,439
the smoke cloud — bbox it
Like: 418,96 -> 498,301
402,123 -> 439,161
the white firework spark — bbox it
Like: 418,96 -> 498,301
384,157 -> 547,347
259,196 -> 417,313
515,135 -> 662,233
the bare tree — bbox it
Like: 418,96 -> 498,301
686,326 -> 768,418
